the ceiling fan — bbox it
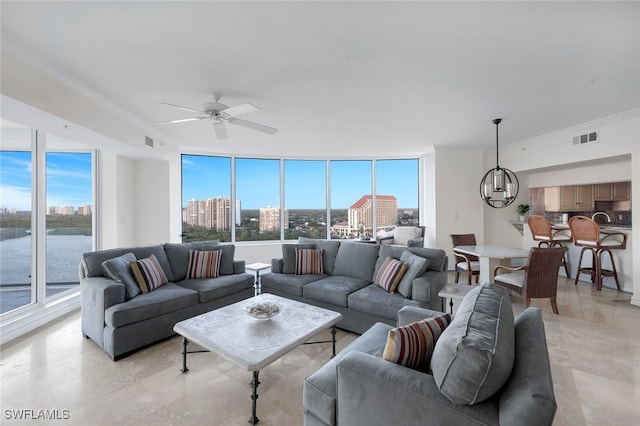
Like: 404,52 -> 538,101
156,96 -> 278,139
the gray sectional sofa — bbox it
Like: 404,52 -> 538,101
80,241 -> 255,360
260,238 -> 448,334
303,283 -> 557,426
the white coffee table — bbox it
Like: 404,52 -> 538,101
173,293 -> 343,424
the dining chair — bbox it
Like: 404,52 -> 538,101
568,215 -> 627,291
527,214 -> 571,277
492,247 -> 567,314
450,234 -> 479,285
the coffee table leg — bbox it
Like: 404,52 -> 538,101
449,298 -> 454,315
181,337 -> 189,373
249,370 -> 260,424
330,325 -> 337,358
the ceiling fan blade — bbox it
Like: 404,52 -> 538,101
220,103 -> 259,117
155,117 -> 202,124
159,102 -> 203,114
213,121 -> 229,139
227,117 -> 278,135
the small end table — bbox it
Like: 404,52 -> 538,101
438,283 -> 475,314
245,262 -> 271,296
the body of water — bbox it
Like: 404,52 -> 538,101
0,234 -> 92,286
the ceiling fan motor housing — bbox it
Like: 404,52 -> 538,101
202,102 -> 228,114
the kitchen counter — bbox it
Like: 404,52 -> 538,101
549,222 -> 632,232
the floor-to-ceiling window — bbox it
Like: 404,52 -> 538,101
330,160 -> 373,239
0,120 -> 95,317
375,159 -> 420,230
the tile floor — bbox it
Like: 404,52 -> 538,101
1,276 -> 639,425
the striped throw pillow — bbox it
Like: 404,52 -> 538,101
383,314 -> 451,372
374,257 -> 408,293
295,248 -> 323,275
186,250 -> 222,279
130,254 -> 169,294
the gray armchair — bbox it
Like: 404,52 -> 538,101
377,226 -> 425,247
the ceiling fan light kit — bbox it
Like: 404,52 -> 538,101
479,118 -> 519,208
156,96 -> 277,139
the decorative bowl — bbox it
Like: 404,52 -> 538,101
245,301 -> 281,319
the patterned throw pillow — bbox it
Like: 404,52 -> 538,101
295,248 -> 324,275
383,314 -> 451,372
186,250 -> 222,279
374,257 -> 408,293
130,254 -> 169,293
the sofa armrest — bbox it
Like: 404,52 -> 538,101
271,258 -> 283,273
80,277 -> 126,349
233,260 -> 246,274
397,306 -> 444,327
411,271 -> 446,309
336,351 -> 498,426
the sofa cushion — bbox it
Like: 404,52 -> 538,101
397,251 -> 430,298
261,272 -> 325,297
431,283 -> 515,405
186,249 -> 222,279
303,321 -> 391,426
372,245 -> 406,280
383,314 -> 451,371
282,243 -> 314,274
101,252 -> 140,300
408,247 -> 447,273
82,244 -> 175,281
130,254 -> 169,293
177,273 -> 254,303
296,248 -> 324,275
303,275 -> 369,307
164,240 -> 220,281
332,242 -> 380,281
374,257 -> 407,293
105,283 -> 199,328
298,238 -> 341,275
347,284 -> 422,320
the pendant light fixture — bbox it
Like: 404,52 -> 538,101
479,118 -> 519,208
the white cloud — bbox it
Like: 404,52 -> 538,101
0,185 -> 32,211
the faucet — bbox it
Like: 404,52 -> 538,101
591,212 -> 611,222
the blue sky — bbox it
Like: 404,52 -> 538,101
0,151 -> 92,211
182,155 -> 418,209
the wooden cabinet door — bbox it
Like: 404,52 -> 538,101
576,185 -> 594,210
595,183 -> 613,200
559,186 -> 577,210
612,182 -> 630,201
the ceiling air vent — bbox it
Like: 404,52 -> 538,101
572,131 -> 598,145
145,136 -> 154,148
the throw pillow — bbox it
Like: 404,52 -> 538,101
295,248 -> 324,275
374,257 -> 408,293
130,254 -> 169,293
186,250 -> 222,279
102,252 -> 140,300
283,243 -> 314,274
383,314 -> 451,372
396,251 -> 430,298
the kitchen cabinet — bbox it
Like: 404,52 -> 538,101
544,185 -> 594,211
594,182 -> 630,201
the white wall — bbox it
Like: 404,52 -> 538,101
134,160 -> 171,245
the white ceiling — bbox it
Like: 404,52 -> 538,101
1,1 -> 639,158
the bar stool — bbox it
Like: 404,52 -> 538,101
568,215 -> 627,291
527,215 -> 571,277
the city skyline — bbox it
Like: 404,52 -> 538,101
0,151 -> 93,211
182,155 -> 419,210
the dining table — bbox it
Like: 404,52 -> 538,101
453,244 -> 531,285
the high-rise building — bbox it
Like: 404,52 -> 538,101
259,206 -> 289,232
348,195 -> 397,235
77,204 -> 92,215
185,197 -> 232,229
